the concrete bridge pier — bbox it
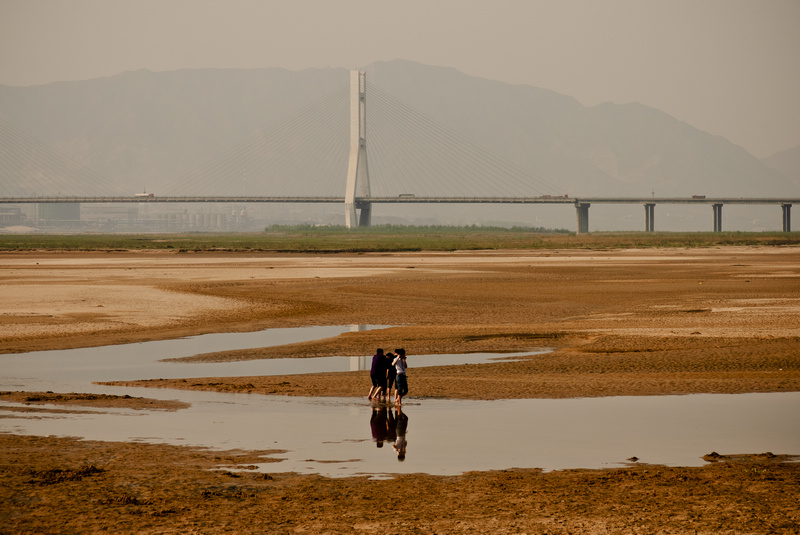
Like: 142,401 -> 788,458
575,202 -> 590,234
345,70 -> 371,228
644,203 -> 655,232
357,201 -> 372,227
712,203 -> 723,232
782,204 -> 792,232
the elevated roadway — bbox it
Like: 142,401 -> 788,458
2,195 -> 797,232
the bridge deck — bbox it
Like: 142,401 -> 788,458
2,196 -> 797,205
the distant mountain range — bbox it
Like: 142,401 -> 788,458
1,59 -> 797,230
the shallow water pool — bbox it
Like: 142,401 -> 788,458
1,325 -> 797,477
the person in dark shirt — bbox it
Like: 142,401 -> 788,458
385,351 -> 397,402
367,348 -> 388,401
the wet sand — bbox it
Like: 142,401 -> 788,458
2,247 -> 799,533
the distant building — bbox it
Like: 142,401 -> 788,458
0,206 -> 25,226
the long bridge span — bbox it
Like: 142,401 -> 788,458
1,70 -> 796,233
3,195 -> 796,233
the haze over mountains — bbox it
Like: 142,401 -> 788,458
763,145 -> 800,188
1,59 -> 797,230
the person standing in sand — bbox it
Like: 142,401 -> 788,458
392,348 -> 408,405
368,348 -> 387,401
385,351 -> 397,402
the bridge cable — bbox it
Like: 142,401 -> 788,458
0,117 -> 128,197
164,83 -> 349,198
366,83 -> 562,198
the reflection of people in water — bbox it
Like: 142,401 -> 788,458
370,406 -> 389,447
393,407 -> 408,461
368,406 -> 408,460
385,405 -> 397,444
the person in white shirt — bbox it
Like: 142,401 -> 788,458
392,348 -> 408,405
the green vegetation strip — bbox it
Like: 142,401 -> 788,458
1,225 -> 798,252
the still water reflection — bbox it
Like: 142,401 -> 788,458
1,325 -> 797,478
370,406 -> 408,461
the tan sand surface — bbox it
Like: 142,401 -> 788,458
1,247 -> 799,533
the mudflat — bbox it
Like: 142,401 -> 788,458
2,247 -> 799,533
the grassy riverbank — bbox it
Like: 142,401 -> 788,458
1,225 -> 798,252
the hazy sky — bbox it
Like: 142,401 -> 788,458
1,0 -> 798,158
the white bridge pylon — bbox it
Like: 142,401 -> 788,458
345,70 -> 371,228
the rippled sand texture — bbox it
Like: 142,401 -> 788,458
2,247 -> 799,533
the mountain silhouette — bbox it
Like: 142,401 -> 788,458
1,59 -> 795,230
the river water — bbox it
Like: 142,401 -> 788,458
1,325 -> 797,478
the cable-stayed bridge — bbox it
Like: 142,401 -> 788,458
0,70 -> 796,232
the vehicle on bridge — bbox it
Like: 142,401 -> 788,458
692,195 -> 706,199
134,192 -> 154,198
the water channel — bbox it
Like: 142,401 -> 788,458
1,325 -> 798,478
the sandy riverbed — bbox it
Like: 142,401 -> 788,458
1,247 -> 799,533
